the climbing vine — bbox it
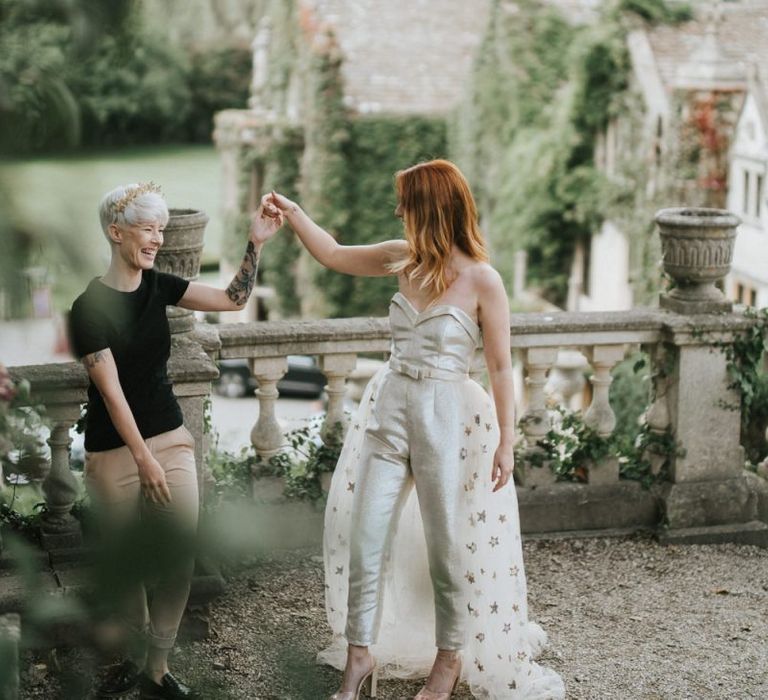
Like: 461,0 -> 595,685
451,0 -> 692,306
721,309 -> 768,464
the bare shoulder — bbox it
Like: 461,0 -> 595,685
468,262 -> 505,295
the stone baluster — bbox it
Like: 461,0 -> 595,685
320,354 -> 357,446
41,404 -> 83,549
249,357 -> 288,460
582,344 -> 626,484
517,347 -> 558,487
643,342 -> 672,476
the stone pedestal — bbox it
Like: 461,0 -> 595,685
659,313 -> 768,543
168,335 -> 219,504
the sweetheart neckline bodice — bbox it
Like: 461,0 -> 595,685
391,292 -> 481,344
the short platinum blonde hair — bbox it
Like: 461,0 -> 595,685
99,183 -> 169,238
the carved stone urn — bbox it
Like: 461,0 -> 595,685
155,208 -> 209,334
656,207 -> 739,314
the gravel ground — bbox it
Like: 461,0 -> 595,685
20,533 -> 768,699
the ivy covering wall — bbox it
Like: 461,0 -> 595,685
451,0 -> 692,307
230,16 -> 446,319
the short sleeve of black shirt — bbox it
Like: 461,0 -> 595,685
156,271 -> 190,307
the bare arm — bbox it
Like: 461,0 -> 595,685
268,192 -> 406,276
83,348 -> 172,504
178,203 -> 282,312
476,266 -> 516,492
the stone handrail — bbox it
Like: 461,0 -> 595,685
7,336 -> 218,550
5,307 -> 764,547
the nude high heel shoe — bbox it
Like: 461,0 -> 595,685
329,659 -> 378,700
413,659 -> 461,700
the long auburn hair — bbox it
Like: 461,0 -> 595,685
388,159 -> 489,302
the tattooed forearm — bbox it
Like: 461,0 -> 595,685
225,240 -> 261,307
84,350 -> 106,368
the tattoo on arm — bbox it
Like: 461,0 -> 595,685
225,240 -> 261,307
84,350 -> 106,369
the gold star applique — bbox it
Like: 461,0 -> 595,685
476,632 -> 485,642
490,602 -> 499,614
489,536 -> 499,548
465,571 -> 475,584
477,510 -> 486,523
503,623 -> 512,634
354,423 -> 360,431
517,651 -> 527,661
474,658 -> 484,672
482,444 -> 488,453
347,481 -> 355,492
465,426 -> 472,436
508,681 -> 517,690
473,471 -> 479,481
499,514 -> 507,523
485,422 -> 493,432
509,565 -> 519,576
466,542 -> 477,554
474,414 -> 481,425
460,448 -> 467,460
335,566 -> 344,575
512,604 -> 519,612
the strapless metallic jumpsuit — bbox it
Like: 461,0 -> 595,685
345,292 -> 482,650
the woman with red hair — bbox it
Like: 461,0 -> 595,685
269,160 -> 564,699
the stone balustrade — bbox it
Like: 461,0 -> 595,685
6,336 -> 218,551
5,306 -> 767,548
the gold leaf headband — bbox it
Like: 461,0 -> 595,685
114,182 -> 164,214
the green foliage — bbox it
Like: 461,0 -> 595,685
614,0 -> 693,24
526,404 -> 681,488
72,33 -> 192,146
185,46 -> 253,142
322,116 -> 448,318
452,0 -> 688,305
261,126 -> 305,317
516,353 -> 681,487
257,420 -> 342,501
206,419 -> 343,504
720,308 -> 768,464
610,351 -> 651,445
206,445 -> 257,504
0,0 -> 254,153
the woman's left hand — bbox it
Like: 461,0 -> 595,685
491,442 -> 515,492
249,202 -> 284,245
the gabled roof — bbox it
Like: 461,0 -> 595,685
645,1 -> 768,92
304,0 -> 490,115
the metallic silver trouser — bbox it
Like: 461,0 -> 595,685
346,370 -> 468,650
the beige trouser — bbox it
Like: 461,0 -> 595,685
85,425 -> 199,651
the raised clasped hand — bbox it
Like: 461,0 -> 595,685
250,199 -> 284,244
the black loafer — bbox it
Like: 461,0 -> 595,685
139,672 -> 200,699
95,659 -> 141,697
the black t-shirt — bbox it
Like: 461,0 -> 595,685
69,269 -> 190,452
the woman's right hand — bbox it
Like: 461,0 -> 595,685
265,191 -> 296,214
136,453 -> 172,505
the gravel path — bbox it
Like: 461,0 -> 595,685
20,533 -> 768,699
